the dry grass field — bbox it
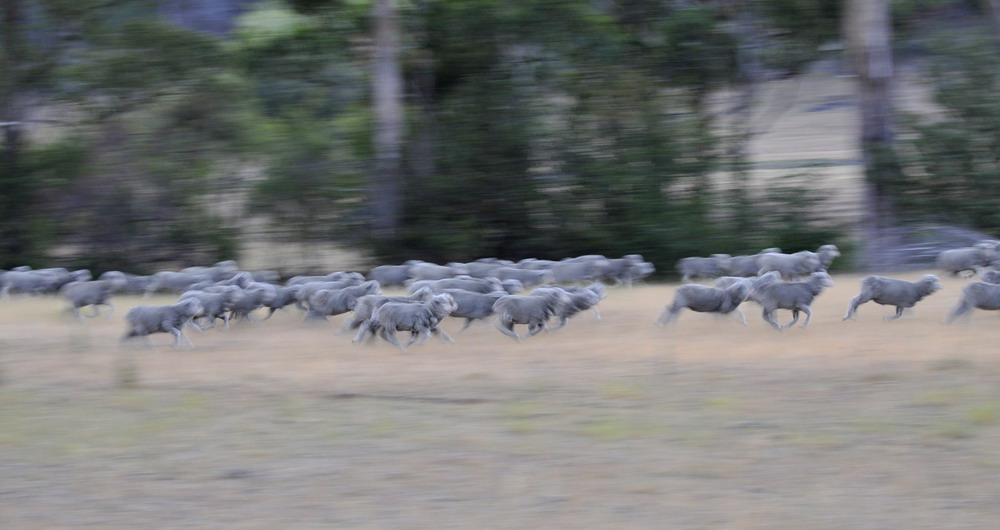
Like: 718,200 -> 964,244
2,271 -> 1000,529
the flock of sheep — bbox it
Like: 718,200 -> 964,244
5,239 -> 1000,350
664,240 -> 1000,330
0,255 -> 650,349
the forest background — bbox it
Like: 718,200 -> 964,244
3,0 -> 1000,276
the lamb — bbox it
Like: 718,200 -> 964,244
843,274 -> 941,321
347,287 -> 437,341
99,271 -> 152,294
304,280 -> 382,321
121,298 -> 206,349
294,277 -> 366,309
463,258 -> 513,279
286,271 -> 364,286
441,288 -> 508,332
492,289 -> 572,341
752,271 -> 834,330
944,281 -> 1000,323
937,243 -> 997,277
676,254 -> 732,283
367,293 -> 458,349
537,283 -> 608,330
59,273 -> 129,320
657,278 -> 753,327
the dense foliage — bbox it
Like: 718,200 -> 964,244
2,0 -> 995,274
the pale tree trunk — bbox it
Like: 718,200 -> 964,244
371,0 -> 404,244
845,0 -> 899,271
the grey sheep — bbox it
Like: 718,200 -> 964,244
99,271 -> 152,294
937,244 -> 997,278
408,276 -> 504,295
677,254 -> 732,283
756,247 -> 837,280
294,277 -> 366,309
286,271 -> 364,286
843,274 -> 941,322
601,255 -> 655,288
441,288 -> 508,332
944,281 -> 1000,323
304,280 -> 382,321
367,293 -> 458,349
714,271 -> 782,304
180,286 -> 245,330
550,256 -> 610,284
408,262 -> 470,281
979,270 -> 1000,284
536,283 -> 608,330
121,298 -> 206,349
752,271 -> 834,330
495,266 -> 554,287
59,273 -> 129,320
228,284 -> 279,322
144,270 -> 213,296
257,284 -> 302,319
657,278 -> 754,327
1,268 -> 92,297
727,248 -> 782,277
492,289 -> 572,341
368,263 -> 415,287
463,259 -> 513,278
347,287 -> 437,341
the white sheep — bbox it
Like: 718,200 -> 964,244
752,271 -> 834,330
657,278 -> 753,327
367,293 -> 458,349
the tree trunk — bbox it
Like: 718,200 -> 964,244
0,0 -> 32,264
845,0 -> 899,271
371,0 -> 404,245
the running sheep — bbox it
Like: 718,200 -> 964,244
366,293 -> 458,349
121,298 -> 206,349
492,289 -> 572,341
944,281 -> 1000,323
751,271 -> 833,330
657,278 -> 754,327
843,274 -> 941,321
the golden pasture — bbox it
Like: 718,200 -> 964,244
2,272 -> 999,528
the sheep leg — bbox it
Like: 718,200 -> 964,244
733,308 -> 747,326
843,294 -> 868,320
380,328 -> 406,349
406,330 -> 424,347
592,307 -> 601,320
170,327 -> 194,350
432,327 -> 455,344
548,317 -> 569,331
102,302 -> 115,321
526,320 -> 546,337
799,306 -> 813,327
496,319 -> 521,341
885,306 -> 905,322
261,308 -> 277,321
656,306 -> 680,327
762,309 -> 782,330
943,302 -> 971,324
352,321 -> 373,344
782,310 -> 800,329
87,305 -> 102,318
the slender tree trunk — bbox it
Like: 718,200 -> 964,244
371,0 -> 404,244
0,0 -> 32,264
845,0 -> 899,271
